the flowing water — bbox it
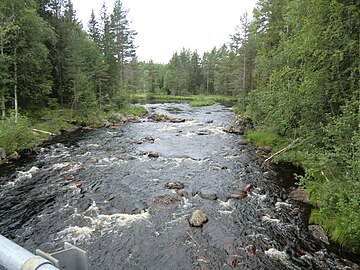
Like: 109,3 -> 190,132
0,103 -> 358,270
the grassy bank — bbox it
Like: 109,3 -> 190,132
132,93 -> 237,106
0,105 -> 148,158
244,127 -> 360,253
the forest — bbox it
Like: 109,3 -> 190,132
0,0 -> 359,252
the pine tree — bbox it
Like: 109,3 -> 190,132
110,0 -> 137,86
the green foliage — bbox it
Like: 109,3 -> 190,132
120,106 -> 148,117
0,115 -> 37,154
246,0 -> 360,251
189,99 -> 215,107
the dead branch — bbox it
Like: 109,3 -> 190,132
32,128 -> 55,136
263,138 -> 300,165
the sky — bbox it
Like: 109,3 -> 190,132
72,0 -> 258,64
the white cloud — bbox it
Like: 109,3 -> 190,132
72,0 -> 257,63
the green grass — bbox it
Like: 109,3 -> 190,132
245,130 -> 278,147
132,93 -> 238,105
120,106 -> 148,117
189,99 -> 215,107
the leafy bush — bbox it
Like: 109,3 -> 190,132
0,115 -> 38,154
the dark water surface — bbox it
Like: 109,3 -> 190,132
0,103 -> 358,269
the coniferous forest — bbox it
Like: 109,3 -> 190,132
0,0 -> 359,253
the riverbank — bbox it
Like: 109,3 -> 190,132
233,114 -> 360,254
0,106 -> 148,164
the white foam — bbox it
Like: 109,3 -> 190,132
265,248 -> 287,262
16,166 -> 40,181
261,215 -> 280,223
59,204 -> 151,242
275,202 -> 291,209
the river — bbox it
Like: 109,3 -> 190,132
0,103 -> 358,269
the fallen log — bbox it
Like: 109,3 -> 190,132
32,128 -> 55,136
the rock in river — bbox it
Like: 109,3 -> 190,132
188,210 -> 208,227
147,151 -> 160,158
165,182 -> 185,190
198,191 -> 217,200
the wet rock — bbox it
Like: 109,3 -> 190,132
198,191 -> 217,200
188,210 -> 208,227
165,182 -> 185,190
263,171 -> 273,177
238,139 -> 248,145
103,121 -> 112,128
224,116 -> 253,135
0,148 -> 6,160
131,245 -> 140,253
63,175 -> 75,181
144,136 -> 155,143
176,190 -> 189,198
245,244 -> 257,255
54,143 -> 65,148
169,118 -> 186,123
151,194 -> 182,208
147,151 -> 160,158
197,130 -> 212,136
148,114 -> 185,123
230,184 -> 253,200
308,225 -> 330,245
226,256 -> 239,268
242,184 -> 254,192
287,188 -> 309,203
230,191 -> 248,200
9,151 -> 21,160
75,182 -> 82,188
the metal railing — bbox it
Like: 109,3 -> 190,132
0,235 -> 58,270
0,235 -> 88,270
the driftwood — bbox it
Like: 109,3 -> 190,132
263,138 -> 300,165
32,128 -> 55,136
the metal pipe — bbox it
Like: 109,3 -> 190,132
0,235 -> 58,270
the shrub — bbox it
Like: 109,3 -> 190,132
0,115 -> 38,154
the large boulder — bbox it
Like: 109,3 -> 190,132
188,210 -> 208,227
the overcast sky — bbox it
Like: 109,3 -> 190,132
72,0 -> 258,63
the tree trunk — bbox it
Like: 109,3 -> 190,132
14,47 -> 18,123
1,95 -> 5,119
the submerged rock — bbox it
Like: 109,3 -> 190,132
165,182 -> 185,190
197,130 -> 212,136
188,210 -> 208,227
198,191 -> 217,200
176,190 -> 189,198
151,194 -> 182,208
230,191 -> 248,200
147,151 -> 160,158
